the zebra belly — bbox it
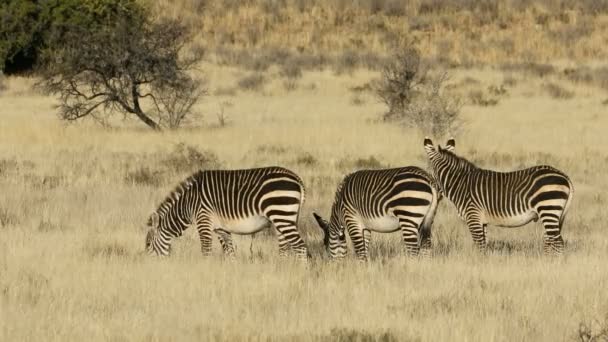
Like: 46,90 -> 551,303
362,216 -> 400,233
218,215 -> 271,235
486,211 -> 538,228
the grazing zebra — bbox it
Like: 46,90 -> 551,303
312,167 -> 441,260
423,138 -> 574,254
145,167 -> 309,259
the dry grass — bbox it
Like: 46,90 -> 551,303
154,0 -> 608,69
1,63 -> 608,341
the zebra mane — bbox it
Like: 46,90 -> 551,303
440,148 -> 478,171
155,171 -> 201,215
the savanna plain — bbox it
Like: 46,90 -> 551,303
2,1 -> 608,341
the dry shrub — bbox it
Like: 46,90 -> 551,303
321,328 -> 398,342
351,95 -> 365,106
564,66 -> 608,90
162,143 -> 222,174
501,62 -> 556,78
295,152 -> 317,167
280,62 -> 302,91
578,315 -> 608,342
339,156 -> 386,170
0,208 -> 18,227
238,73 -> 266,91
125,167 -> 163,186
88,242 -> 130,258
469,90 -> 499,107
543,82 -> 575,99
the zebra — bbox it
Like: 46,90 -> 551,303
423,138 -> 574,254
312,167 -> 441,260
145,166 -> 309,259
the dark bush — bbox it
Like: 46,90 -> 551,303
1,0 -> 145,74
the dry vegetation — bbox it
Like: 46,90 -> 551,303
2,1 -> 608,341
157,0 -> 608,70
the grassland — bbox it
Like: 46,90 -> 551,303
2,1 -> 608,339
1,62 -> 608,341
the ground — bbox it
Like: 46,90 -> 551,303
1,62 -> 607,341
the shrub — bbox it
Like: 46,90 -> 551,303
238,73 -> 266,91
125,167 -> 163,186
321,328 -> 398,342
0,0 -> 146,74
543,82 -> 575,99
469,90 -> 499,107
295,152 -> 317,167
162,143 -> 222,174
376,46 -> 461,136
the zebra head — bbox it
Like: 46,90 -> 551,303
424,137 -> 474,197
312,212 -> 347,259
145,212 -> 171,256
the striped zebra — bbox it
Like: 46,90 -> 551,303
312,167 -> 441,260
145,167 -> 309,259
423,138 -> 574,254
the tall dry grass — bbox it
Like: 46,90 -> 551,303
154,0 -> 608,70
1,64 -> 608,341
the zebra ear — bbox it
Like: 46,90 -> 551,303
148,212 -> 160,228
424,137 -> 435,152
312,212 -> 329,233
445,138 -> 455,151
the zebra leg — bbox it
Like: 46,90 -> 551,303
539,210 -> 565,255
273,227 -> 291,257
347,223 -> 369,261
270,219 -> 308,259
195,215 -> 214,256
464,211 -> 486,252
419,225 -> 432,258
398,218 -> 421,257
214,228 -> 236,258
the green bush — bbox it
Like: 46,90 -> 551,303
0,0 -> 145,74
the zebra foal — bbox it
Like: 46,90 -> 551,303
145,167 -> 309,259
313,167 -> 440,260
424,138 -> 574,254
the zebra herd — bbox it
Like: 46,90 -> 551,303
145,138 -> 574,259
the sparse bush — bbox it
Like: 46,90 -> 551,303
543,82 -> 575,99
280,62 -> 303,91
88,242 -> 129,258
375,45 -> 426,118
125,167 -> 163,186
469,90 -> 499,107
377,46 -> 460,136
336,50 -> 359,74
351,95 -> 365,106
162,143 -> 222,174
216,101 -> 232,127
578,315 -> 608,342
238,73 -> 266,91
295,152 -> 317,167
321,328 -> 398,342
0,207 -> 18,227
339,156 -> 386,170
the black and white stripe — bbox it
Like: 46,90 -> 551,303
145,167 -> 309,259
313,167 -> 440,260
424,138 -> 574,254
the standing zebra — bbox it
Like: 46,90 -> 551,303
423,138 -> 574,254
145,167 -> 309,259
313,167 -> 440,260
